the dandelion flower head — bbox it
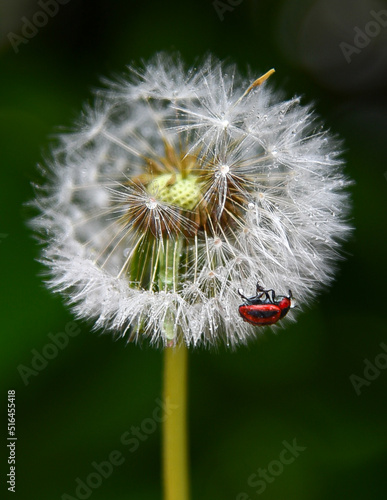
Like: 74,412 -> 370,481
32,54 -> 352,348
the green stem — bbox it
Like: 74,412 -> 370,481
159,237 -> 189,499
162,343 -> 190,500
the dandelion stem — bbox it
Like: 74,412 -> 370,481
162,343 -> 190,500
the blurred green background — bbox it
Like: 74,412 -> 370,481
1,0 -> 387,499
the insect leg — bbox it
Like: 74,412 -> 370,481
238,289 -> 250,302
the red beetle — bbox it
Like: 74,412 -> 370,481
238,283 -> 292,326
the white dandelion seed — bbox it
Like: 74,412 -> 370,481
30,53 -> 352,348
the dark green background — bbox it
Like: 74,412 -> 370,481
1,0 -> 387,499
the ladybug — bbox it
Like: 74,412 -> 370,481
238,283 -> 292,326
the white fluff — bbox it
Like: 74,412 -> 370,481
31,53 -> 352,348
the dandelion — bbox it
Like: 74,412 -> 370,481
31,53 -> 351,500
31,53 -> 351,348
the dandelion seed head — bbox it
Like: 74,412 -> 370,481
31,53 -> 352,348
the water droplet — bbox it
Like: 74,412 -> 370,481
146,197 -> 158,210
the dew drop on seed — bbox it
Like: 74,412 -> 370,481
146,197 -> 158,210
